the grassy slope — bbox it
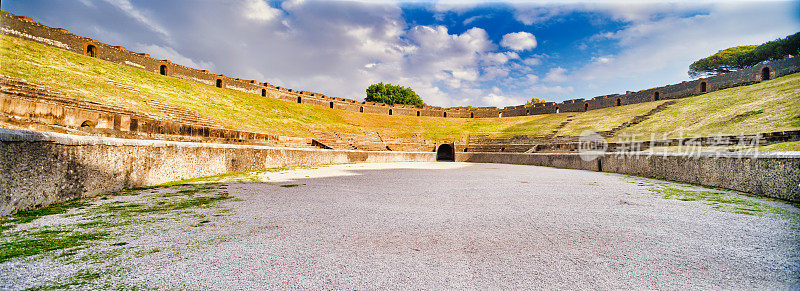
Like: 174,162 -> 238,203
2,35 -> 799,141
617,73 -> 800,140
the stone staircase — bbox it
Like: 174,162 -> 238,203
1,76 -> 143,117
599,101 -> 677,138
145,99 -> 220,128
544,115 -> 575,139
310,130 -> 357,150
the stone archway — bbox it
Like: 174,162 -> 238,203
436,144 -> 455,161
700,81 -> 707,93
653,91 -> 660,101
761,67 -> 771,81
85,44 -> 97,57
215,79 -> 223,88
262,89 -> 267,97
159,64 -> 168,76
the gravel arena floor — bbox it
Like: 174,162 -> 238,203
1,162 -> 799,289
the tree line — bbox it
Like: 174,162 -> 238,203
689,32 -> 800,78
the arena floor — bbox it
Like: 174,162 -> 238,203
2,162 -> 798,289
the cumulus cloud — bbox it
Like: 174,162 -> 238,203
524,57 -> 543,66
513,5 -> 569,25
482,92 -> 523,108
524,74 -> 540,84
572,1 -> 800,93
242,0 -> 282,23
500,32 -> 537,51
543,67 -> 568,82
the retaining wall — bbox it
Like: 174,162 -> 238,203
456,152 -> 800,203
3,128 -> 798,215
0,128 -> 436,215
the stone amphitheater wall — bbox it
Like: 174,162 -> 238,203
0,128 -> 436,215
457,151 -> 800,203
3,128 -> 797,215
2,12 -> 799,121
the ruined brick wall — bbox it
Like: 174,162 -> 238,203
2,12 -> 799,121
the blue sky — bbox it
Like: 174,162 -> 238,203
2,0 -> 799,107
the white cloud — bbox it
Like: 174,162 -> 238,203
543,67 -> 568,82
134,44 -> 215,71
242,0 -> 282,23
591,56 -> 612,64
513,5 -> 569,25
573,1 -> 800,89
525,74 -> 540,84
482,92 -> 523,108
101,0 -> 169,39
500,32 -> 537,51
522,57 -> 542,66
525,84 -> 574,96
484,51 -> 519,64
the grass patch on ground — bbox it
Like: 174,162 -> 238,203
4,35 -> 798,142
24,269 -> 109,290
0,230 -> 108,263
0,183 -> 233,265
622,175 -> 799,221
758,140 -> 800,152
0,200 -> 90,232
158,166 -> 310,185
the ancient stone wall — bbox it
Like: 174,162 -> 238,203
456,151 -> 800,203
1,11 -> 799,120
0,128 -> 436,215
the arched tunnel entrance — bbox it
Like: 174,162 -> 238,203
761,67 -> 771,81
436,144 -> 455,161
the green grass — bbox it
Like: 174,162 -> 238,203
0,200 -> 90,232
0,230 -> 108,263
157,166 -> 302,185
758,140 -> 800,151
0,183 -> 233,264
623,175 -> 800,221
2,34 -> 799,142
617,74 -> 800,140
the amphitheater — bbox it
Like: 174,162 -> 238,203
1,11 -> 799,289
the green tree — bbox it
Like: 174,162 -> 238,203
525,97 -> 548,107
689,32 -> 800,78
365,83 -> 425,107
